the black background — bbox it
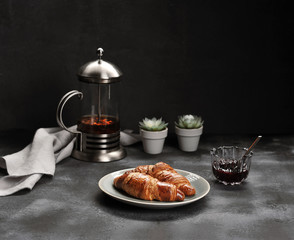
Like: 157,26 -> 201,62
0,0 -> 293,134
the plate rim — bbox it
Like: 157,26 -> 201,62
98,168 -> 210,208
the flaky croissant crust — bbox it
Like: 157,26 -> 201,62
126,162 -> 196,196
114,172 -> 185,202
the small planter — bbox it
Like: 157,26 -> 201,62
175,126 -> 203,152
140,128 -> 168,154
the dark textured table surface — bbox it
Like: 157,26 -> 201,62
0,130 -> 293,240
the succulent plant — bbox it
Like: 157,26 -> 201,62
139,117 -> 168,131
175,114 -> 204,129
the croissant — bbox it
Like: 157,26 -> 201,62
125,164 -> 153,175
126,162 -> 196,196
114,172 -> 185,202
152,162 -> 196,196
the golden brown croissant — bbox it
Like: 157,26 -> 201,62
125,164 -> 154,175
126,162 -> 196,196
114,172 -> 185,202
152,162 -> 196,196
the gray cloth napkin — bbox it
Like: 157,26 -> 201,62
0,127 -> 140,196
120,129 -> 141,146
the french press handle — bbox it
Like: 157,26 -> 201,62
56,90 -> 83,134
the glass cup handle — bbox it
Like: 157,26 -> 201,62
56,90 -> 83,134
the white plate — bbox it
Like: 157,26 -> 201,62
98,168 -> 210,209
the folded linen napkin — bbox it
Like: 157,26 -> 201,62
120,129 -> 141,146
0,127 -> 140,196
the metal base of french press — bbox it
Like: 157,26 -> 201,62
71,131 -> 127,162
72,145 -> 126,163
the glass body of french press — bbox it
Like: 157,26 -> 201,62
56,48 -> 126,162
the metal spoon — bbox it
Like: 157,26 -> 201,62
240,135 -> 262,170
243,135 -> 262,158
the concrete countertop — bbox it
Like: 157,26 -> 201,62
0,131 -> 293,240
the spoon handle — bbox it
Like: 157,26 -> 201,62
244,135 -> 262,156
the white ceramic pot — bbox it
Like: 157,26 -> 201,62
140,128 -> 168,154
175,126 -> 203,152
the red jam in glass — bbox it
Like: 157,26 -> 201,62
212,160 -> 249,185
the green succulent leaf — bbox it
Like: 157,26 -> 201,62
175,114 -> 204,129
139,117 -> 168,131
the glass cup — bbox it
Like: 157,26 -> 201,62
210,146 -> 253,185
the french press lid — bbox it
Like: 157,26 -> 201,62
77,48 -> 122,84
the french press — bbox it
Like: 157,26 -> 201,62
56,48 -> 126,162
